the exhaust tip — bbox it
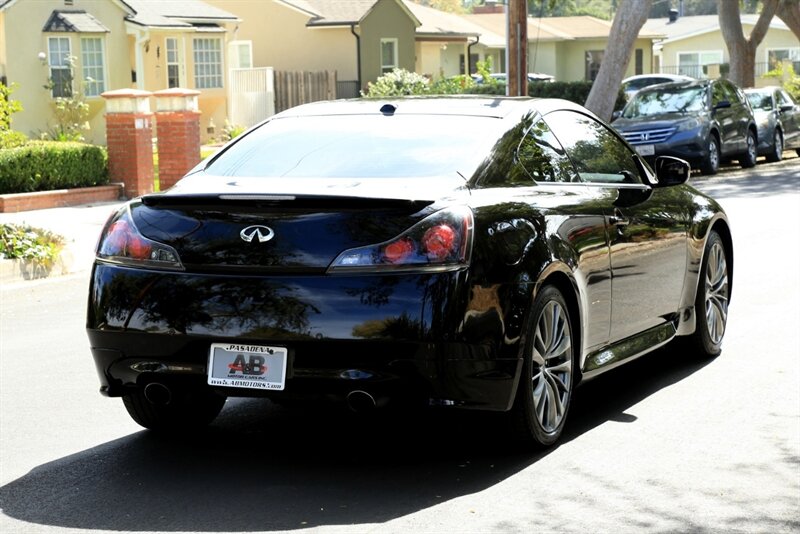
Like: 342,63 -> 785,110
346,390 -> 376,413
143,382 -> 172,406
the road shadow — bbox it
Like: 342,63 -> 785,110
691,154 -> 800,198
0,344 -> 714,532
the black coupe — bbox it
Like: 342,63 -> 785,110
87,97 -> 732,448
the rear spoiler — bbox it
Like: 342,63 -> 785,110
139,193 -> 435,212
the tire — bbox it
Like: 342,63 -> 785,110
123,387 -> 226,432
510,285 -> 575,448
689,231 -> 730,357
765,129 -> 783,163
739,130 -> 757,168
699,134 -> 720,175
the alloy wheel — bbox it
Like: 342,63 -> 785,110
708,138 -> 720,171
704,240 -> 729,345
531,300 -> 573,433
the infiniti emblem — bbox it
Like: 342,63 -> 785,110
240,225 -> 275,243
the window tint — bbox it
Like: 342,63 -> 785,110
544,110 -> 641,184
747,91 -> 773,111
517,119 -> 577,183
205,115 -> 503,179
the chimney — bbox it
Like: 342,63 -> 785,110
668,8 -> 679,23
473,1 -> 506,14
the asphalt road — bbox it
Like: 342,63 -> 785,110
1,156 -> 798,533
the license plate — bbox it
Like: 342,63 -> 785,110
636,144 -> 655,156
208,343 -> 287,391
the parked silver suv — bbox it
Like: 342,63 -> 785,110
612,79 -> 757,175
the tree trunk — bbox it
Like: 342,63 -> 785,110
584,0 -> 652,121
718,0 -> 780,88
776,0 -> 800,41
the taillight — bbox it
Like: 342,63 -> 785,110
96,206 -> 183,270
328,206 -> 473,273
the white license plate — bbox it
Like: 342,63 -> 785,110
636,144 -> 655,156
208,343 -> 287,391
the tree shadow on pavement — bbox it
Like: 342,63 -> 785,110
0,344 -> 713,532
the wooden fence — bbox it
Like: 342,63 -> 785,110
274,70 -> 337,114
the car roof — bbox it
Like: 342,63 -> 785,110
744,87 -> 777,94
622,73 -> 694,83
271,95 -> 588,120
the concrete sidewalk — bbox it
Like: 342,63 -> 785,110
0,201 -> 125,284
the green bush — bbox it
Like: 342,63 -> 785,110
528,81 -> 627,110
464,83 -> 507,95
0,130 -> 27,149
0,141 -> 108,194
364,69 -> 430,97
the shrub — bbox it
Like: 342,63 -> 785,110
364,69 -> 430,97
1,82 -> 23,131
527,81 -> 627,110
0,130 -> 27,149
0,223 -> 64,272
763,62 -> 800,101
0,141 -> 108,194
430,75 -> 475,94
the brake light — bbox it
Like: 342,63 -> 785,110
97,206 -> 183,270
329,206 -> 473,273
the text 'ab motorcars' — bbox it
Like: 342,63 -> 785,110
87,96 -> 732,448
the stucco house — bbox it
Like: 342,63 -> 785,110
0,0 -> 240,144
643,14 -> 798,85
205,0 -> 420,97
462,12 -> 664,82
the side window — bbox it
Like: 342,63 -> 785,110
544,110 -> 641,184
516,119 -> 577,183
780,90 -> 796,106
775,90 -> 787,107
711,82 -> 727,107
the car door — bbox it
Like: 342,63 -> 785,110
778,89 -> 800,148
543,110 -> 689,344
712,80 -> 742,156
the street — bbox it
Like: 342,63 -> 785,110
1,157 -> 798,533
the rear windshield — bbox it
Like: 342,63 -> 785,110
623,86 -> 706,118
204,115 -> 502,179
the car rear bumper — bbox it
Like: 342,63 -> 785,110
87,263 -> 525,411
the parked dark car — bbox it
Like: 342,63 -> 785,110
87,97 -> 732,448
745,86 -> 800,161
612,78 -> 758,175
620,73 -> 695,101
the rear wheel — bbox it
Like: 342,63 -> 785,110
510,285 -> 575,448
700,134 -> 720,175
689,231 -> 730,357
739,130 -> 757,168
123,387 -> 226,432
765,129 -> 783,163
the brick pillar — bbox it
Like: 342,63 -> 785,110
154,89 -> 202,190
101,89 -> 154,199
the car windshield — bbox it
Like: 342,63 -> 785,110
746,92 -> 773,111
204,115 -> 502,179
623,86 -> 706,118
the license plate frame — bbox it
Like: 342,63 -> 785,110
208,343 -> 288,391
635,144 -> 655,156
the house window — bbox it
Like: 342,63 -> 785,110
228,40 -> 253,69
48,36 -> 72,97
459,53 -> 479,75
380,38 -> 398,74
193,37 -> 223,89
81,37 -> 105,96
677,51 -> 723,78
635,49 -> 643,75
767,48 -> 800,71
585,50 -> 603,81
166,37 -> 182,88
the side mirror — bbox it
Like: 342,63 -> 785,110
611,110 -> 622,121
780,103 -> 795,112
714,100 -> 732,110
654,156 -> 690,187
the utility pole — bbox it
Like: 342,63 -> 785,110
507,0 -> 528,97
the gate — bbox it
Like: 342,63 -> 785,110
228,67 -> 276,128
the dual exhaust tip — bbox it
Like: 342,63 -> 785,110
145,383 -> 380,413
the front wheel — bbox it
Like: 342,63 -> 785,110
689,231 -> 730,357
123,387 -> 226,432
739,130 -> 757,168
700,135 -> 720,175
510,285 -> 575,448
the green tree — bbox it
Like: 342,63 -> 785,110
0,82 -> 23,131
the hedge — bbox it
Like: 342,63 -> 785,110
466,81 -> 628,110
0,141 -> 108,194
